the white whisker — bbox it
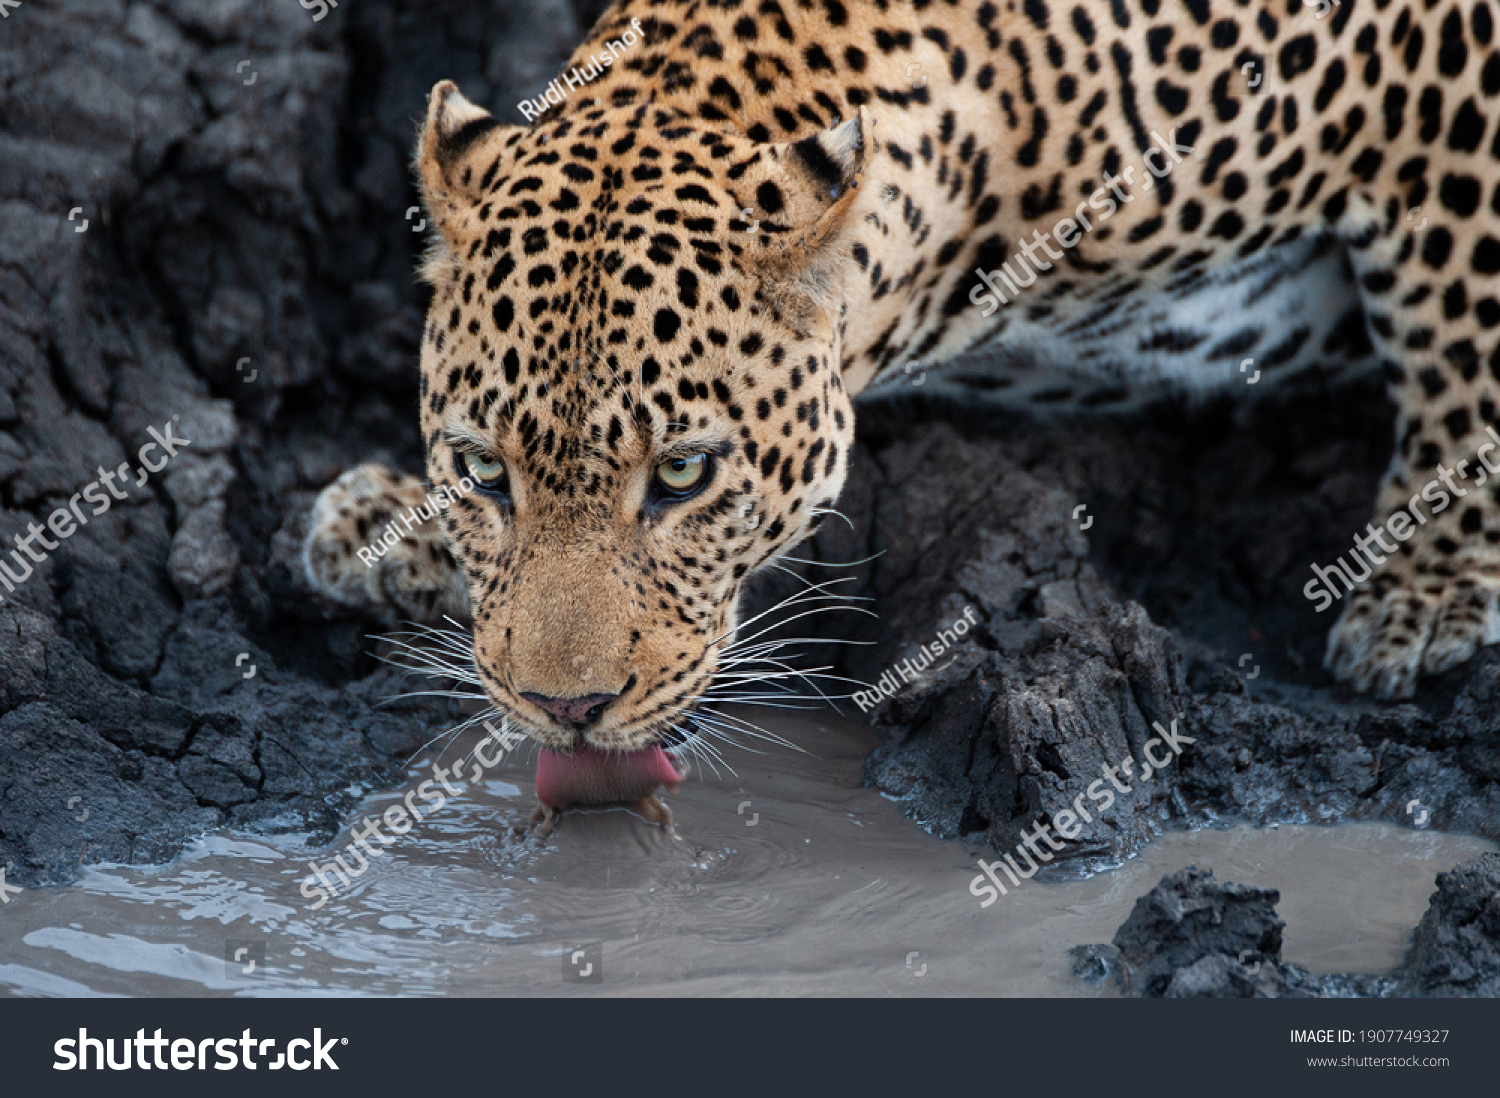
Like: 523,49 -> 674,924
808,505 -> 857,531
777,550 -> 886,569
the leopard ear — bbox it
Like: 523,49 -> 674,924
740,108 -> 874,321
416,81 -> 519,253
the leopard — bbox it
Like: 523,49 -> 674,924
304,0 -> 1500,827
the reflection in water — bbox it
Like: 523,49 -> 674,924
0,710 -> 1491,997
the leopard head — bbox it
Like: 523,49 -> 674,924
413,82 -> 866,773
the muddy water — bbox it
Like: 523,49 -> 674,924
0,709 -> 1491,997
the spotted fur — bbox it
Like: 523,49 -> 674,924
307,0 -> 1500,723
303,463 -> 468,624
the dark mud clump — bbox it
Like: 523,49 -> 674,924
1401,852 -> 1500,997
1070,855 -> 1500,997
1069,865 -> 1328,998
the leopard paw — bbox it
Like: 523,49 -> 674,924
1325,570 -> 1500,698
302,462 -> 468,624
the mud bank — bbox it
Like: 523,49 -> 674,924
769,392 -> 1500,871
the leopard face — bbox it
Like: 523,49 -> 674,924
413,83 -> 860,751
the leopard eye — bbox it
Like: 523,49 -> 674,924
654,453 -> 710,497
462,451 -> 508,492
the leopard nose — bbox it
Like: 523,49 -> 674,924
519,691 -> 618,727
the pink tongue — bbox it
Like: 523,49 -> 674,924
535,744 -> 689,809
